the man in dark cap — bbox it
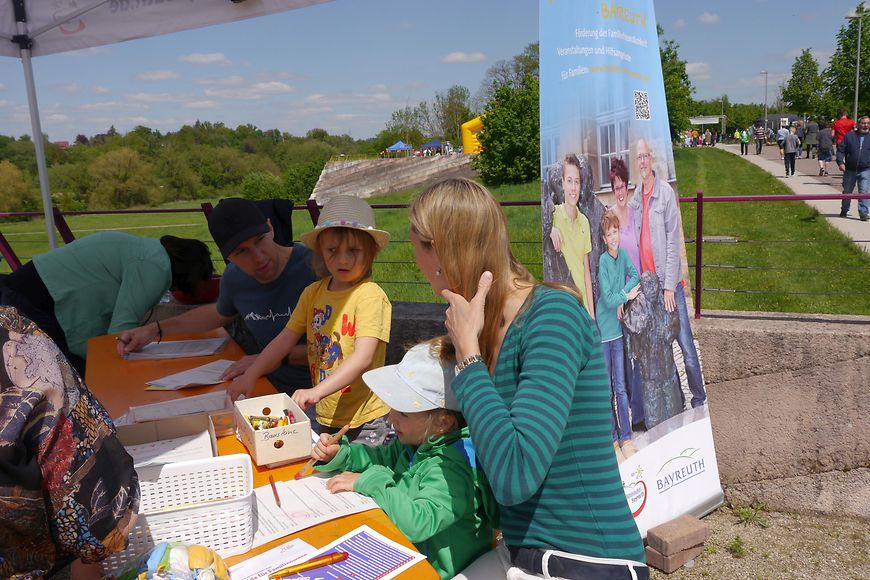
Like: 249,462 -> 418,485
118,198 -> 316,393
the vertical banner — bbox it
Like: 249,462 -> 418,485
539,1 -> 723,535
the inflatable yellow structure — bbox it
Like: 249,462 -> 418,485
461,116 -> 484,154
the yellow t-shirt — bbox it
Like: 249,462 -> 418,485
287,278 -> 391,428
552,203 -> 592,308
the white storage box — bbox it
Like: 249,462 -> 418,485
102,454 -> 254,575
234,393 -> 312,466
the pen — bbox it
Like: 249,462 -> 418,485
115,336 -> 130,344
294,424 -> 351,480
269,474 -> 281,507
268,551 -> 349,578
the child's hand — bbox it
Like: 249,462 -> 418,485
292,387 -> 321,410
626,284 -> 640,301
326,471 -> 360,493
227,374 -> 255,401
549,227 -> 563,253
311,433 -> 341,463
220,355 -> 256,381
616,304 -> 624,321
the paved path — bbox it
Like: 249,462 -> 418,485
717,142 -> 869,253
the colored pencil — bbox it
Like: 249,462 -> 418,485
294,424 -> 350,480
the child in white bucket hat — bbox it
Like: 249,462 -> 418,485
230,195 -> 392,446
310,341 -> 498,580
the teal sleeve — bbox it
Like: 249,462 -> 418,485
353,456 -> 473,544
107,259 -> 171,332
451,292 -> 586,506
621,251 -> 639,294
597,254 -> 628,309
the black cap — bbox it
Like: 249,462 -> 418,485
208,198 -> 270,258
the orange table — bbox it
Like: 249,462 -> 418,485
86,331 -> 437,579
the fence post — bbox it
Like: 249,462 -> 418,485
306,199 -> 320,226
52,208 -> 76,244
694,190 -> 703,319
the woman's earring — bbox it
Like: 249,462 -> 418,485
435,268 -> 442,277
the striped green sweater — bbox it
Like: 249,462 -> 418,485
452,286 -> 645,561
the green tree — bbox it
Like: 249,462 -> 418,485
476,42 -> 539,108
823,4 -> 870,117
433,85 -> 472,143
782,49 -> 824,115
658,25 -> 695,139
284,161 -> 324,204
475,76 -> 540,186
0,160 -> 37,213
88,147 -> 158,208
240,171 -> 284,200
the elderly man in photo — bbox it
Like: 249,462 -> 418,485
118,198 -> 316,393
628,139 -> 706,409
837,115 -> 870,221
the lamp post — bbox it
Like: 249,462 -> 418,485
847,3 -> 865,121
761,70 -> 769,135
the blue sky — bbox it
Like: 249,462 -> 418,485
0,0 -> 864,142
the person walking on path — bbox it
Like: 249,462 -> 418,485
783,126 -> 801,177
833,109 -> 856,153
817,121 -> 835,176
804,116 -> 819,159
777,125 -> 789,160
740,127 -> 751,155
754,123 -> 766,154
836,115 -> 870,221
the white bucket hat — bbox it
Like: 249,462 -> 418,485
299,195 -> 390,249
362,343 -> 460,413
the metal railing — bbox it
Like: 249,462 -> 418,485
1,193 -> 868,318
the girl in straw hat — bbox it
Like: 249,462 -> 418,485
230,195 -> 392,445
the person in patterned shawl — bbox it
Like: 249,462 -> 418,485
0,306 -> 139,579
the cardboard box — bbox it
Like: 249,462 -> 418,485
117,414 -> 218,470
234,393 -> 312,466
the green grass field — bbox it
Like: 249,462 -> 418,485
2,148 -> 868,315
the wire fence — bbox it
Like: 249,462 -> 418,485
1,193 -> 868,316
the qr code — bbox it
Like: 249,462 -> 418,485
634,90 -> 650,120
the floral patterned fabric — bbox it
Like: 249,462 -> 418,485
0,307 -> 139,579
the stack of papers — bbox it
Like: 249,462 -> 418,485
123,337 -> 228,360
124,431 -> 215,468
145,359 -> 234,391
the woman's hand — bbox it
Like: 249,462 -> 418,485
311,432 -> 341,464
440,271 -> 492,361
326,471 -> 360,493
549,227 -> 563,253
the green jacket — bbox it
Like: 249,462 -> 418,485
316,427 -> 498,579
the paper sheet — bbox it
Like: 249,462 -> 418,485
145,359 -> 234,390
123,337 -> 228,360
289,524 -> 425,580
124,430 -> 215,467
252,474 -> 378,548
228,538 -> 315,580
121,390 -> 230,423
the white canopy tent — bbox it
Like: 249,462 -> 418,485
0,0 -> 329,247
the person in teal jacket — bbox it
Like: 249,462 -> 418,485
311,341 -> 498,579
596,210 -> 640,461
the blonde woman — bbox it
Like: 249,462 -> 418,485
409,179 -> 646,580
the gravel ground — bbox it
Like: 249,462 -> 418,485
651,506 -> 870,579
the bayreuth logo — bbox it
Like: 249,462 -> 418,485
655,448 -> 706,494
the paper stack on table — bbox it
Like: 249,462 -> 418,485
123,337 -> 228,360
145,359 -> 234,390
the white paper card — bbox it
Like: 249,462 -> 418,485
124,431 -> 215,467
124,337 -> 228,360
145,359 -> 234,390
227,538 -> 315,580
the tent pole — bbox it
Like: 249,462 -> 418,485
15,19 -> 57,249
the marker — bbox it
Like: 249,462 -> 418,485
115,336 -> 130,344
267,551 -> 349,578
268,474 -> 281,507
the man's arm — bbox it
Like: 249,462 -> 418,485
116,303 -> 234,355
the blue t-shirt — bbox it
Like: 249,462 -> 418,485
216,244 -> 316,392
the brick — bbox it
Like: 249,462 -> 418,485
646,515 -> 709,555
645,544 -> 704,574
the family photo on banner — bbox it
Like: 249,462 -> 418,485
538,0 -> 724,533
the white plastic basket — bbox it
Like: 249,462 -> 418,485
102,454 -> 254,575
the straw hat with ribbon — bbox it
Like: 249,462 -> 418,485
299,195 -> 390,249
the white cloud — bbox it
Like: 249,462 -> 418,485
686,62 -> 711,81
672,18 -> 686,30
179,52 -> 232,66
53,83 -> 82,93
335,113 -> 363,120
204,81 -> 294,100
46,114 -> 69,122
136,70 -> 180,81
441,51 -> 486,63
0,99 -> 10,107
0,84 -> 5,91
128,92 -> 181,103
93,86 -> 111,94
183,100 -> 219,109
698,12 -> 720,24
